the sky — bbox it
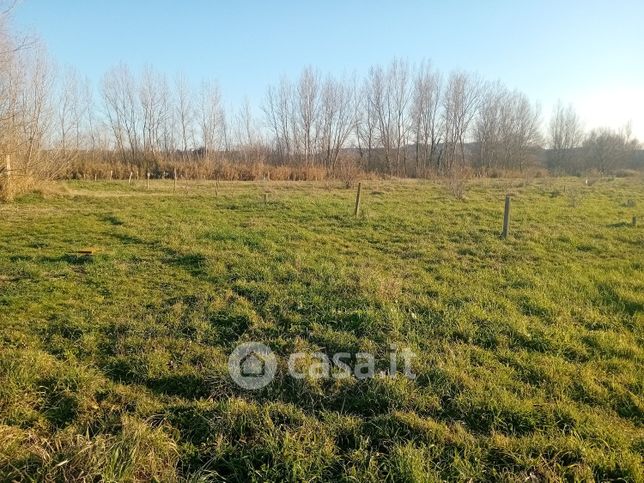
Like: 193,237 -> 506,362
12,0 -> 644,139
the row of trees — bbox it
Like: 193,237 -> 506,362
265,62 -> 539,176
1,4 -> 641,185
547,102 -> 640,173
100,65 -> 229,164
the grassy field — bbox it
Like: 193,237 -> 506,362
0,177 -> 642,482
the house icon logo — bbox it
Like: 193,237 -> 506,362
240,352 -> 266,377
228,342 -> 277,390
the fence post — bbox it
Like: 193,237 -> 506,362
3,154 -> 11,200
354,182 -> 362,217
110,170 -> 113,181
173,169 -> 177,193
263,192 -> 268,205
128,171 -> 133,185
502,194 -> 511,238
147,172 -> 150,190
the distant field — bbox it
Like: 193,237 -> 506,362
0,177 -> 642,481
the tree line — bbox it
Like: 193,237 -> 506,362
1,6 -> 641,184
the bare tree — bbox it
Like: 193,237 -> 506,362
367,64 -> 395,172
442,71 -> 481,173
548,101 -> 584,171
197,79 -> 225,160
318,75 -> 355,169
411,61 -> 442,174
475,83 -> 541,172
139,66 -> 169,159
583,125 -> 639,173
361,67 -> 388,171
158,78 -> 176,155
355,78 -> 377,170
0,7 -> 61,191
17,45 -> 54,171
0,8 -> 21,157
234,97 -> 262,163
388,58 -> 412,175
175,73 -> 194,158
503,91 -> 541,171
56,66 -> 90,159
101,63 -> 141,164
263,77 -> 294,163
78,74 -> 103,163
474,81 -> 503,171
295,67 -> 320,166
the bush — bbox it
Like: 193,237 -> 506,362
614,169 -> 640,178
446,167 -> 469,200
333,157 -> 362,188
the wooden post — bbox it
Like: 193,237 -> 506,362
146,172 -> 150,190
94,174 -> 97,182
3,154 -> 11,199
173,169 -> 177,193
109,170 -> 113,181
215,176 -> 219,198
354,182 -> 362,217
128,171 -> 133,185
633,216 -> 637,227
263,193 -> 268,205
502,194 -> 511,239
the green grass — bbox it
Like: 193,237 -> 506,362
0,177 -> 642,482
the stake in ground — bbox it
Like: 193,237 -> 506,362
0,177 -> 642,481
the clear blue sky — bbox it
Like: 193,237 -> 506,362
13,0 -> 644,138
